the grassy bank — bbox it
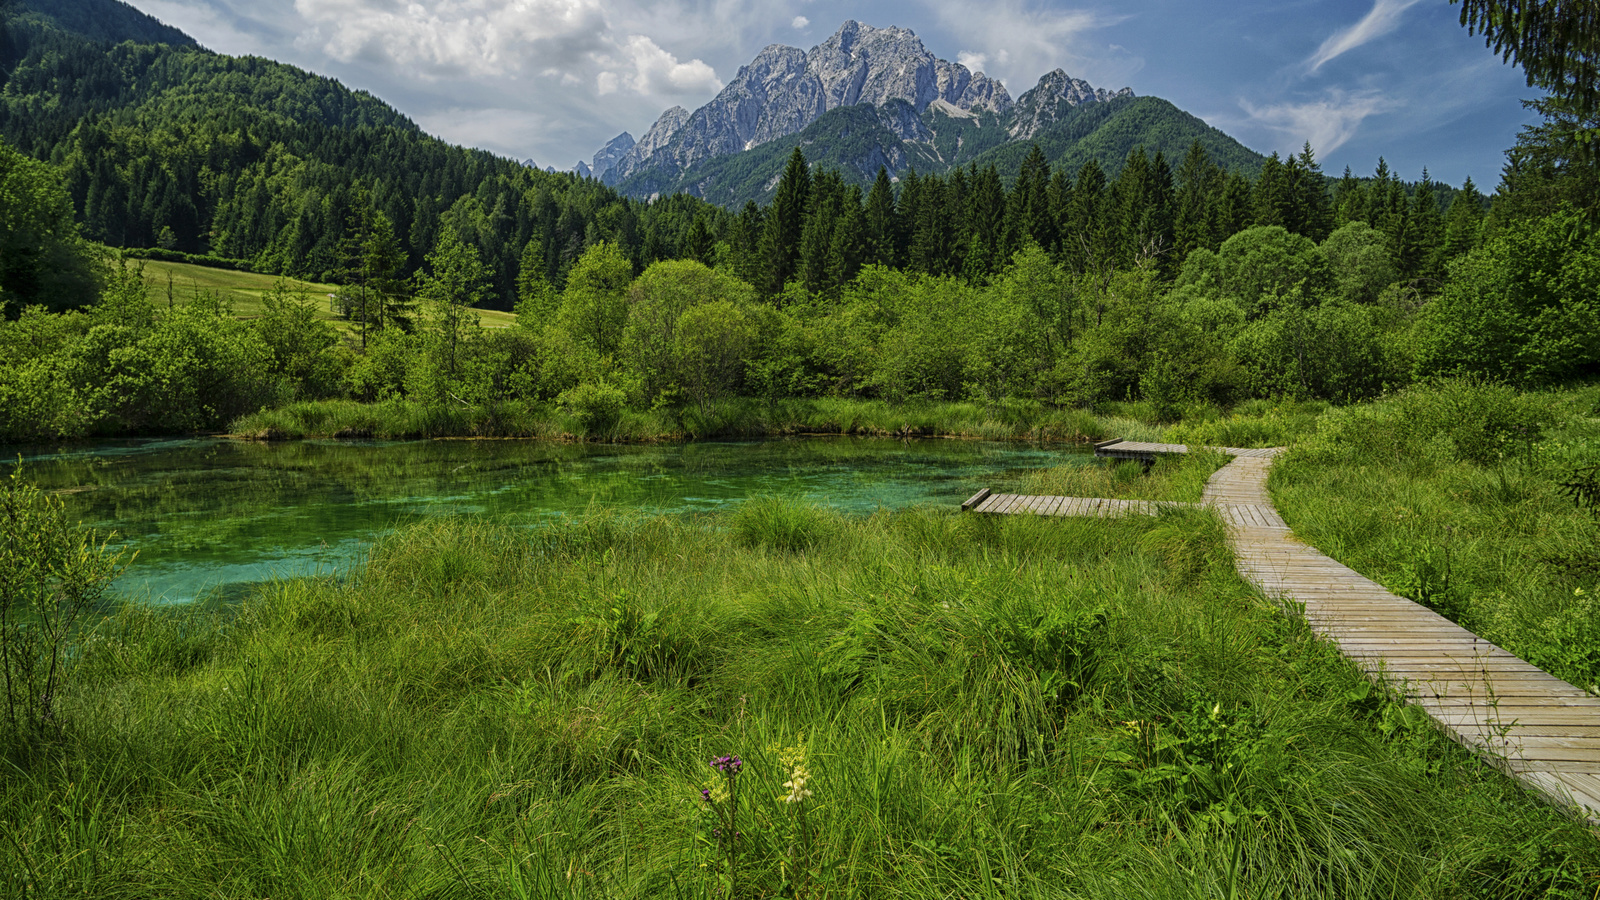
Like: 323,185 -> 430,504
132,259 -> 518,335
229,395 -> 1328,446
6,500 -> 1598,897
1272,378 -> 1600,690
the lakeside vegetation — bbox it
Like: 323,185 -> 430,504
1271,379 -> 1600,691
6,476 -> 1600,897
4,0 -> 1600,892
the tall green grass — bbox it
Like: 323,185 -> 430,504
1018,447 -> 1232,503
1273,378 -> 1600,689
232,397 -> 1120,444
6,499 -> 1596,897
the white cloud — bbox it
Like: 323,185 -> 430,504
1307,0 -> 1423,71
614,34 -> 721,95
919,0 -> 1136,88
1240,89 -> 1402,155
792,15 -> 808,30
292,0 -> 718,97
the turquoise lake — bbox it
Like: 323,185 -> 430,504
7,437 -> 1087,604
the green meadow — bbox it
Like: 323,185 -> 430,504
133,259 -> 519,335
4,436 -> 1599,898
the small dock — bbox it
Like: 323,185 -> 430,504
1094,439 -> 1281,462
968,444 -> 1600,822
962,488 -> 1180,518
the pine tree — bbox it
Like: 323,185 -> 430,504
964,165 -> 1007,281
1064,159 -> 1108,274
863,167 -> 899,267
1174,140 -> 1223,260
516,236 -> 558,330
1012,144 -> 1054,250
759,148 -> 812,298
1441,176 -> 1486,261
1400,170 -> 1446,283
1291,143 -> 1332,242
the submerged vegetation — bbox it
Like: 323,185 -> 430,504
5,498 -> 1600,896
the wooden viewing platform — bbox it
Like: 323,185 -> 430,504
968,444 -> 1600,823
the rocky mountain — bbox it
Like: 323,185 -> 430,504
628,89 -> 1264,208
598,26 -> 1263,207
603,21 -> 1011,188
590,132 -> 634,179
1010,69 -> 1133,139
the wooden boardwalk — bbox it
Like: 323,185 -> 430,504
1094,439 -> 1281,462
970,445 -> 1600,822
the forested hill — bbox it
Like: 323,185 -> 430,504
623,93 -> 1266,207
0,0 -> 727,308
11,0 -> 195,47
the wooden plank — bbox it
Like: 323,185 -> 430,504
961,487 -> 992,512
1200,450 -> 1600,824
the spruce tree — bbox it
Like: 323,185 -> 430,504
684,215 -> 716,267
1013,145 -> 1054,249
1064,159 -> 1108,273
1400,170 -> 1446,283
1291,143 -> 1333,242
863,167 -> 899,267
759,148 -> 811,298
1441,176 -> 1486,261
965,165 -> 1007,281
828,202 -> 867,290
1332,166 -> 1367,227
1045,168 -> 1074,261
1254,153 -> 1291,230
1174,140 -> 1222,260
516,236 -> 558,330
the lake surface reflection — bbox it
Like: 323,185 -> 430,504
7,436 -> 1086,604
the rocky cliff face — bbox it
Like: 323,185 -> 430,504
590,132 -> 634,179
604,20 -> 1012,185
1009,69 -> 1134,139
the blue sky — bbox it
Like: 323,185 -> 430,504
123,0 -> 1541,188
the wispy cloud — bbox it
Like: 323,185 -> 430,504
919,0 -> 1136,89
791,15 -> 808,30
1240,88 -> 1402,155
1306,0 -> 1422,71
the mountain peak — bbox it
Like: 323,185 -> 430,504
605,20 -> 1012,186
1009,69 -> 1133,139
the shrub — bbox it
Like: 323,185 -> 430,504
0,469 -> 123,741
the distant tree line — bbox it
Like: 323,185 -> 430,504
708,144 -> 1486,299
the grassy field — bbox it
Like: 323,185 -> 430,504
132,259 -> 519,335
4,481 -> 1599,897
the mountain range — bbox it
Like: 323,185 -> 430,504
589,21 -> 1265,205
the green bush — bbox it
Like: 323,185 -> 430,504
557,378 -> 628,436
0,470 -> 122,741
